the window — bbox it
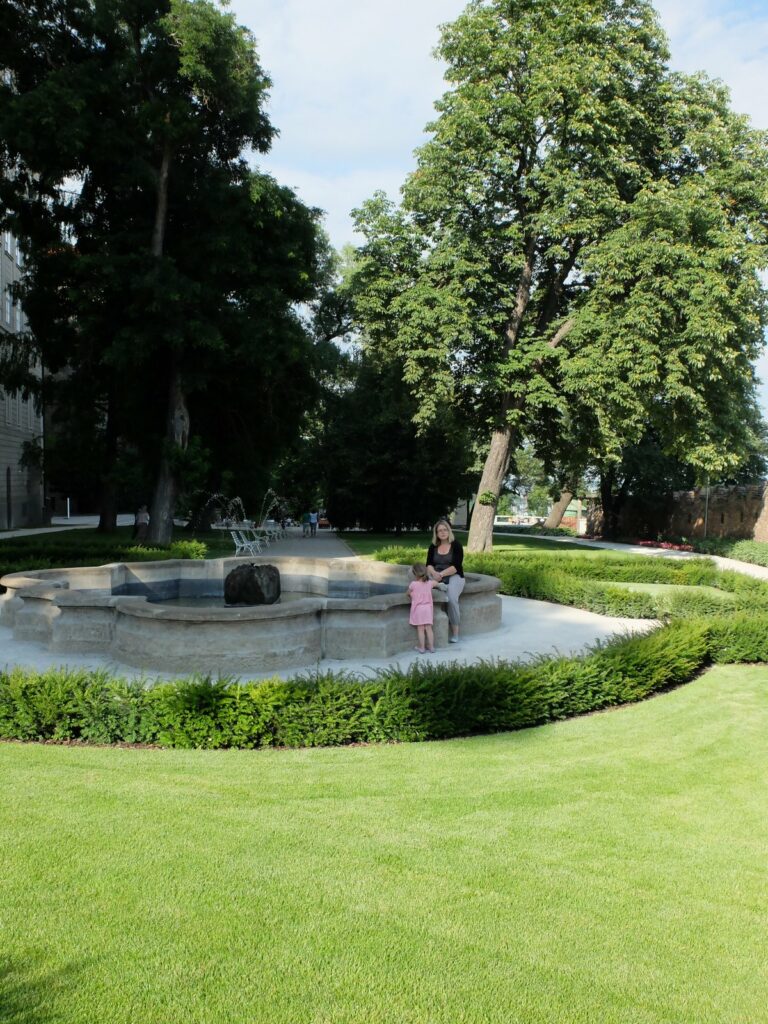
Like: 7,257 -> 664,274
3,230 -> 11,256
14,300 -> 21,332
4,286 -> 11,323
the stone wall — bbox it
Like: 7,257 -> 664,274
663,484 -> 768,541
586,484 -> 768,541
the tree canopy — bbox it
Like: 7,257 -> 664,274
0,0 -> 322,537
352,0 -> 768,550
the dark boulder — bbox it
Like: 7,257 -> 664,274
224,564 -> 281,606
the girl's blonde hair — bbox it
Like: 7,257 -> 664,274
411,563 -> 429,581
431,519 -> 455,545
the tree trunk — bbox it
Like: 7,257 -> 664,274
148,367 -> 188,545
544,489 -> 573,529
467,238 -> 537,553
467,423 -> 513,552
599,468 -> 630,540
151,135 -> 172,257
97,391 -> 118,532
146,133 -> 185,547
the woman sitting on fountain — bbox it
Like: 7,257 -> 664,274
426,518 -> 465,644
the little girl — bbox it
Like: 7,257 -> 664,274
408,563 -> 441,654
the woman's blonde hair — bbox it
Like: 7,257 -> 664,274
411,563 -> 429,581
431,519 -> 455,545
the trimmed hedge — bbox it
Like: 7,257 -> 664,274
492,524 -> 576,537
3,612 -> 768,749
692,537 -> 768,568
373,546 -> 768,620
3,542 -> 768,750
0,618 -> 721,748
0,538 -> 207,588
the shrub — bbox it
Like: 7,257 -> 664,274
372,546 -> 759,620
708,613 -> 768,663
0,618 -> 723,749
4,538 -> 768,751
0,536 -> 207,591
169,539 -> 207,560
493,524 -> 576,537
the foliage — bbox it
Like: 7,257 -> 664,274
351,0 -> 768,552
690,537 -> 768,568
0,533 -> 207,586
168,539 -> 206,560
0,0 -> 321,533
373,545 -> 768,619
322,352 -> 474,531
6,541 -> 768,749
493,523 -> 576,537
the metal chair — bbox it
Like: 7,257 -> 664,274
231,527 -> 263,556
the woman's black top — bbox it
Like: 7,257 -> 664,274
426,540 -> 464,578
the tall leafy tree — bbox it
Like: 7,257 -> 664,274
323,351 -> 474,532
0,0 -> 320,540
352,0 -> 768,551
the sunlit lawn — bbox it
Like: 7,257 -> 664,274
339,530 -> 589,557
603,580 -> 734,600
2,664 -> 767,1024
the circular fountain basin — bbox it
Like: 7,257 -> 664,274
0,556 -> 502,674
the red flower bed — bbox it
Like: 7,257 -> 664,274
635,539 -> 694,552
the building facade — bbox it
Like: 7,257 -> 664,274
0,227 -> 44,528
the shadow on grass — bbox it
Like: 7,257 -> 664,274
0,954 -> 92,1023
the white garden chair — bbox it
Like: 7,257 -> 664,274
231,527 -> 263,556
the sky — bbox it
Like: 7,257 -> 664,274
228,0 -> 768,396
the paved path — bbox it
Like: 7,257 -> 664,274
250,527 -> 356,559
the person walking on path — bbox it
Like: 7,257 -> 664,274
301,511 -> 311,537
426,518 -> 465,643
134,505 -> 150,544
309,510 -> 318,537
408,563 -> 441,654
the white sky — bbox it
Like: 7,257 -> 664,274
228,0 -> 768,400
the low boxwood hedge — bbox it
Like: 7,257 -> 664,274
3,613 -> 768,749
3,543 -> 768,750
0,539 -> 207,589
692,537 -> 768,568
373,546 -> 768,620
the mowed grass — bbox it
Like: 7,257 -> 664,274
2,665 -> 767,1024
603,580 -> 734,600
339,530 -> 589,557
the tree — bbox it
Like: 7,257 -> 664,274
322,351 -> 474,532
0,0 -> 320,539
352,0 -> 768,552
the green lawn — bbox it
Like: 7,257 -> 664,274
603,580 -> 735,600
2,664 -> 766,1024
340,530 -> 588,557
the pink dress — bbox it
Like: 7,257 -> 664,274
409,580 -> 435,626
